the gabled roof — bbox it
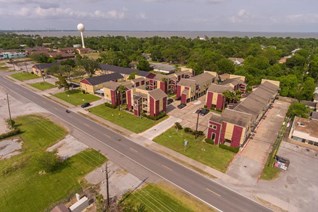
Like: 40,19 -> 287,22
178,78 -> 196,87
104,81 -> 121,90
80,73 -> 123,86
99,64 -> 150,77
208,84 -> 233,93
149,88 -> 167,100
221,77 -> 245,86
191,72 -> 215,85
234,81 -> 279,121
211,109 -> 252,128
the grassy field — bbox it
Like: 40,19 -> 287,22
54,89 -> 100,106
153,127 -> 235,172
89,104 -> 168,133
10,72 -> 40,81
0,63 -> 10,71
121,183 -> 213,212
0,115 -> 106,211
29,82 -> 56,91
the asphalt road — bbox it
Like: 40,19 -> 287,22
0,76 -> 271,212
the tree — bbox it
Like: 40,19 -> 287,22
37,152 -> 63,173
77,56 -> 99,77
223,90 -> 241,103
216,58 -> 235,74
117,85 -> 126,111
137,58 -> 152,71
55,75 -> 70,91
287,102 -> 310,119
128,72 -> 136,80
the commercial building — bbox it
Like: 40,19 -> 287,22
151,63 -> 176,74
207,81 -> 279,148
289,116 -> 318,147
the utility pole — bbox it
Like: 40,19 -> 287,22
6,93 -> 13,128
105,163 -> 110,208
195,108 -> 200,138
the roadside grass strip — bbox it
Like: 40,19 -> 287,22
54,89 -> 100,106
10,72 -> 40,81
29,82 -> 56,91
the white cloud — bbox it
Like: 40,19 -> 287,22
229,9 -> 250,23
286,13 -> 318,24
1,7 -> 126,20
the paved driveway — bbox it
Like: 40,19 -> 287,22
226,100 -> 290,185
167,96 -> 213,134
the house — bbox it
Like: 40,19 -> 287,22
151,63 -> 176,74
228,57 -> 244,66
205,84 -> 233,110
80,73 -> 123,94
32,63 -> 58,76
289,116 -> 318,147
126,87 -> 167,117
207,81 -> 279,148
176,72 -> 216,104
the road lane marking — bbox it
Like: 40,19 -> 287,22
161,164 -> 173,171
206,188 -> 221,197
129,147 -> 138,153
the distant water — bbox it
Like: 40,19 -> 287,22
6,30 -> 318,38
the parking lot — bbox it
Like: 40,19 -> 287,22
226,100 -> 290,185
254,141 -> 318,211
167,96 -> 213,134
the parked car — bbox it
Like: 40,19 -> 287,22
177,103 -> 186,109
81,102 -> 91,108
199,108 -> 209,116
167,98 -> 174,105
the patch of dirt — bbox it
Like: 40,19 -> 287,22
0,138 -> 23,160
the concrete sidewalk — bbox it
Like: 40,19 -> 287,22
139,116 -> 182,140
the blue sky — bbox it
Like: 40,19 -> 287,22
0,0 -> 317,32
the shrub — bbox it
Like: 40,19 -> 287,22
205,138 -> 214,144
6,119 -> 16,129
144,112 -> 166,120
219,144 -> 240,153
175,122 -> 183,130
184,127 -> 193,134
193,130 -> 204,137
105,102 -> 117,109
37,152 -> 64,173
0,128 -> 21,140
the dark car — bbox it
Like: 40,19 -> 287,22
177,103 -> 186,109
199,108 -> 209,116
81,102 -> 91,108
167,98 -> 174,105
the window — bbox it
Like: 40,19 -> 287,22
209,124 -> 217,130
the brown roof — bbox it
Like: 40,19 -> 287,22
104,81 -> 120,90
149,88 -> 167,100
234,81 -> 279,121
211,109 -> 252,128
175,70 -> 192,76
293,116 -> 318,138
221,77 -> 245,86
132,77 -> 146,83
192,72 -> 215,85
219,73 -> 230,81
178,78 -> 196,87
208,84 -> 233,93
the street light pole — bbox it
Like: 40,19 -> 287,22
105,163 -> 110,208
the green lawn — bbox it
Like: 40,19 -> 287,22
0,115 -> 106,211
261,165 -> 281,180
29,82 -> 56,91
121,183 -> 213,212
153,127 -> 235,172
10,72 -> 40,81
54,89 -> 100,106
89,104 -> 167,133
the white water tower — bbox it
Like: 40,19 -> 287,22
77,23 -> 86,49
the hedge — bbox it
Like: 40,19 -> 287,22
219,144 -> 240,153
105,102 -> 117,109
205,138 -> 214,145
0,128 -> 21,140
144,112 -> 166,120
175,122 -> 183,130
